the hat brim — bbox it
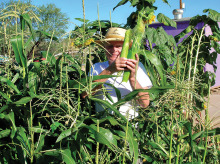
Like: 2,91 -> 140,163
95,38 -> 132,47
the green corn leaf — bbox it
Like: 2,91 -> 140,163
60,149 -> 76,164
55,55 -> 63,75
0,76 -> 21,94
105,83 -> 122,101
44,150 -> 60,157
141,50 -> 166,86
56,129 -> 72,143
192,131 -> 204,140
14,97 -> 32,105
62,66 -> 77,72
24,35 -> 33,50
4,112 -> 17,138
105,91 -> 114,103
20,13 -> 35,39
74,18 -> 90,23
29,127 -> 49,133
90,124 -> 118,146
205,127 -> 220,136
0,105 -> 8,114
144,60 -> 158,87
0,129 -> 11,139
11,73 -> 19,83
92,75 -> 119,81
113,0 -> 129,10
50,122 -> 61,133
157,13 -> 177,28
33,62 -> 41,76
14,127 -> 30,154
147,140 -> 170,158
89,116 -> 120,126
82,125 -> 117,151
90,97 -> 130,125
0,91 -> 12,102
35,134 -> 45,154
141,154 -> 153,163
10,36 -> 27,68
36,30 -> 58,41
69,75 -> 118,89
28,71 -> 38,92
99,116 -> 120,126
114,86 -> 173,107
179,133 -> 189,140
113,130 -> 126,138
184,121 -> 193,160
121,126 -> 138,164
56,121 -> 85,142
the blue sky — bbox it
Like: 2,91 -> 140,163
5,0 -> 220,31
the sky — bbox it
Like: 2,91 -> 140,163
3,0 -> 220,31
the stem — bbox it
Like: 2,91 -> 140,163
96,120 -> 99,164
123,113 -> 129,164
76,0 -> 86,115
88,45 -> 92,115
46,31 -> 54,61
110,10 -> 112,27
202,81 -> 210,163
192,26 -> 205,84
175,54 -> 180,89
66,66 -> 70,115
176,140 -> 180,164
97,3 -> 102,38
59,56 -> 63,106
30,100 -> 34,163
169,117 -> 173,164
186,35 -> 196,119
182,44 -> 189,81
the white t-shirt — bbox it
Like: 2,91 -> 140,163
90,61 -> 152,119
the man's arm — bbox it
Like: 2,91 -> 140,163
126,54 -> 150,108
81,57 -> 128,99
81,67 -> 114,99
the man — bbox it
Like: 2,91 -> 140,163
82,27 -> 152,119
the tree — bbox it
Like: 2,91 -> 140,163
0,0 -> 38,55
0,1 -> 67,58
35,3 -> 69,38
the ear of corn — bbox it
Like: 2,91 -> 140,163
122,15 -> 145,82
120,29 -> 132,58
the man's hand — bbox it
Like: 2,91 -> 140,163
126,54 -> 139,87
107,56 -> 128,73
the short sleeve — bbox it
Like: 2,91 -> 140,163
137,62 -> 152,88
89,61 -> 109,76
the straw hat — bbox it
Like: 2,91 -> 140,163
96,27 -> 132,47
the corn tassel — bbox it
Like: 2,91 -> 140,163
122,14 -> 145,82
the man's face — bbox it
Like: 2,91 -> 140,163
104,41 -> 123,65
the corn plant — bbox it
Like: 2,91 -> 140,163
1,0 -> 220,164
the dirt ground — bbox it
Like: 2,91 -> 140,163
201,86 -> 220,128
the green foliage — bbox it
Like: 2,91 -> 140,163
34,3 -> 69,38
157,13 -> 176,28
